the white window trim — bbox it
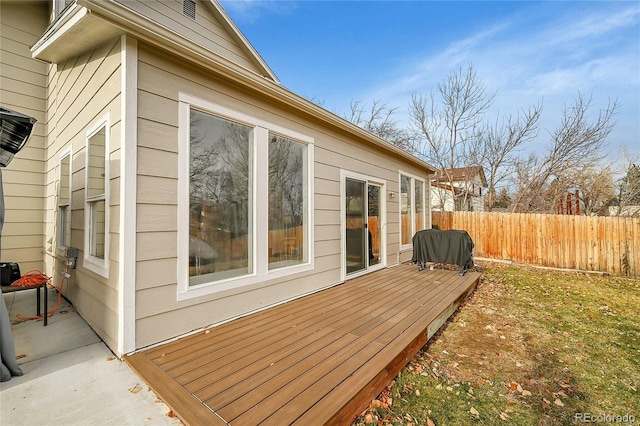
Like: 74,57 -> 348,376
83,113 -> 110,277
56,148 -> 72,254
53,0 -> 66,18
399,170 -> 426,251
177,93 -> 314,301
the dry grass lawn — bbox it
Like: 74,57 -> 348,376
354,262 -> 639,425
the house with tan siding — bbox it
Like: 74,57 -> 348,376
1,0 -> 435,357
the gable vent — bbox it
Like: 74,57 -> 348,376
183,0 -> 196,19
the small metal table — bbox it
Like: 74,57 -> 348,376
1,283 -> 48,326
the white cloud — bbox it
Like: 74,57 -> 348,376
359,3 -> 639,157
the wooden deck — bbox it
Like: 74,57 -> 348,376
125,263 -> 481,425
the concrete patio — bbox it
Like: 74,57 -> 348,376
1,287 -> 182,426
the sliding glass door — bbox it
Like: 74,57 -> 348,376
345,176 -> 384,277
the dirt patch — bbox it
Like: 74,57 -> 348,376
353,262 -> 640,425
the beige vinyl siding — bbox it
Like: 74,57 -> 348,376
133,43 -> 431,348
114,0 -> 264,76
42,37 -> 123,352
0,2 -> 48,271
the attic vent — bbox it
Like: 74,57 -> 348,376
183,0 -> 196,19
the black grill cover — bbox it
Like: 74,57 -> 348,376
412,229 -> 474,270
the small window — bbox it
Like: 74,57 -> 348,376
183,0 -> 196,19
84,116 -> 109,276
58,152 -> 71,248
400,175 -> 412,245
400,172 -> 426,248
268,133 -> 308,270
414,180 -> 424,232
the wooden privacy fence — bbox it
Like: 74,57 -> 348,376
432,211 -> 640,277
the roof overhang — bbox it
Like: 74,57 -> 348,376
203,0 -> 278,83
31,3 -> 125,63
32,0 -> 434,175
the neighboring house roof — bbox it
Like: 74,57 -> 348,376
31,0 -> 435,175
433,166 -> 488,187
431,181 -> 462,195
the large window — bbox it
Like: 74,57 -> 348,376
189,110 -> 254,284
179,94 -> 313,297
58,151 -> 71,249
84,116 -> 109,276
400,172 -> 426,248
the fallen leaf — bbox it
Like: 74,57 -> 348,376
499,412 -> 509,420
506,399 -> 517,404
167,410 -> 176,418
509,381 -> 518,392
364,413 -> 374,424
470,407 -> 480,417
204,329 -> 210,334
521,390 -> 532,397
427,418 -> 436,426
415,389 -> 421,397
435,384 -> 443,390
16,354 -> 26,360
129,385 -> 143,394
554,398 -> 564,407
107,356 -> 115,361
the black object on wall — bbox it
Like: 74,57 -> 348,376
0,107 -> 37,168
0,106 -> 37,254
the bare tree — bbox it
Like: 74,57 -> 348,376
613,147 -> 640,216
545,165 -> 617,215
344,99 -> 414,151
510,93 -> 618,213
409,63 -> 495,210
480,103 -> 542,211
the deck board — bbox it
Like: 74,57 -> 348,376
125,263 -> 480,425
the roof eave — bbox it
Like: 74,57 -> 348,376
58,0 -> 434,174
205,0 -> 279,83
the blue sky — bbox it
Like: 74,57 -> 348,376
220,1 -> 640,162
